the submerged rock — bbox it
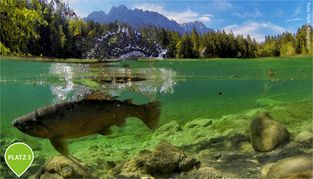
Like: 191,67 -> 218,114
153,120 -> 182,137
146,141 -> 199,174
295,130 -> 313,143
184,118 -> 213,128
194,150 -> 261,178
109,141 -> 199,177
250,113 -> 289,152
283,170 -> 313,179
256,98 -> 281,107
261,155 -> 313,178
35,156 -> 92,179
186,165 -> 237,178
184,133 -> 251,153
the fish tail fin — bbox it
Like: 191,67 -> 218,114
140,101 -> 161,130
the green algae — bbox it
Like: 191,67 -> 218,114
1,99 -> 312,178
256,97 -> 282,107
74,79 -> 100,89
0,56 -> 312,178
72,99 -> 312,177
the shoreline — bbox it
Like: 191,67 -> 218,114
1,55 -> 311,63
0,56 -> 100,63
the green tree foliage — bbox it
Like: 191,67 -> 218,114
257,36 -> 280,57
257,26 -> 312,57
198,31 -> 256,58
295,24 -> 313,54
199,32 -> 217,58
176,34 -> 195,58
0,0 -> 312,59
191,28 -> 200,57
164,30 -> 180,58
0,0 -> 47,55
159,28 -> 170,47
280,42 -> 296,56
0,42 -> 10,55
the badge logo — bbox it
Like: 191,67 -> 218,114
4,142 -> 34,177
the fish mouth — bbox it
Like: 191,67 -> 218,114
12,119 -> 26,132
12,118 -> 50,138
12,119 -> 19,128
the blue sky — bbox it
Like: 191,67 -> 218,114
68,0 -> 312,42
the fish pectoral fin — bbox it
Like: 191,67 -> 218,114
98,128 -> 112,135
49,137 -> 69,156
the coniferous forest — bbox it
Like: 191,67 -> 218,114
1,0 -> 312,60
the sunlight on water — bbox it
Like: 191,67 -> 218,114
49,63 -> 75,102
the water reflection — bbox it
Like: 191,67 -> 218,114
49,63 -> 74,101
92,66 -> 177,100
48,63 -> 177,101
49,63 -> 92,102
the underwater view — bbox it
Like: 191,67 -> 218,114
1,56 -> 312,178
1,0 -> 313,178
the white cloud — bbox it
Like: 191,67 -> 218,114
292,4 -> 302,17
223,21 -> 287,42
199,16 -> 211,22
133,3 -> 213,23
273,9 -> 285,18
212,0 -> 233,10
285,17 -> 303,22
233,8 -> 262,18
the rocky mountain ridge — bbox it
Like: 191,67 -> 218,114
85,5 -> 213,34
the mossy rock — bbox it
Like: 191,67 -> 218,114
294,130 -> 313,143
256,98 -> 281,107
35,156 -> 93,179
184,118 -> 213,128
262,155 -> 313,178
109,141 -> 199,178
250,113 -> 289,152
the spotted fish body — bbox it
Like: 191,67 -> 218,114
13,95 -> 160,156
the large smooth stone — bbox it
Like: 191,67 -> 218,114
250,113 -> 289,152
261,155 -> 313,178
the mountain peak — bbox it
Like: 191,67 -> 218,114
88,10 -> 106,15
112,4 -> 128,11
86,10 -> 106,22
86,5 -> 213,34
181,21 -> 211,34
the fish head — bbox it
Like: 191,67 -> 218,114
12,112 -> 50,138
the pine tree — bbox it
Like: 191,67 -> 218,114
176,34 -> 194,58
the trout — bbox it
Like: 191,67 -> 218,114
12,93 -> 161,156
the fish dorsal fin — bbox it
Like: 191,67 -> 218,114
123,99 -> 133,104
85,92 -> 112,100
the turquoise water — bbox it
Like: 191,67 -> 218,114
0,57 -> 312,177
